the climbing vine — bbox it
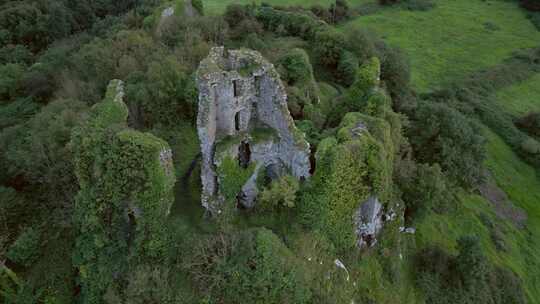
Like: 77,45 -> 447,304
70,80 -> 175,303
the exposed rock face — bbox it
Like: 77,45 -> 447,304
354,197 -> 384,249
196,47 -> 311,212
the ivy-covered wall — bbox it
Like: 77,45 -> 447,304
70,80 -> 175,303
298,56 -> 403,252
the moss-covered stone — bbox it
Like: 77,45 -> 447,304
70,80 -> 175,302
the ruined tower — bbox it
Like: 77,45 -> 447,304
196,47 -> 311,211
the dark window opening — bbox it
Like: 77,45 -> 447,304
254,76 -> 261,97
233,80 -> 240,97
126,211 -> 136,246
235,112 -> 241,131
238,141 -> 251,168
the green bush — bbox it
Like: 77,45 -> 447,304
259,175 -> 300,211
348,57 -> 381,102
216,156 -> 256,202
7,227 -> 40,267
191,0 -> 204,15
337,50 -> 359,86
0,98 -> 87,207
414,236 -> 526,304
398,163 -> 455,220
312,28 -> 346,68
278,48 -> 314,85
185,228 -> 313,303
0,63 -> 24,101
408,101 -> 486,189
528,12 -> 540,30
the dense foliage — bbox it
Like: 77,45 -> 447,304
0,0 -> 533,303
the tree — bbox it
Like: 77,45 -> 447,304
0,99 -> 87,205
259,175 -> 300,211
0,64 -> 24,101
312,28 -> 346,68
337,51 -> 359,86
408,101 -> 486,189
329,0 -> 351,23
6,227 -> 40,267
399,163 -> 454,221
278,48 -> 315,85
379,45 -> 411,103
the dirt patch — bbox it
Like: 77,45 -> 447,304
478,171 -> 527,228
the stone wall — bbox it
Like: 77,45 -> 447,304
196,47 -> 311,211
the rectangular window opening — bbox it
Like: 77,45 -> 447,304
233,80 -> 240,97
235,112 -> 240,131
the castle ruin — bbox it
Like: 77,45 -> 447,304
196,47 -> 311,212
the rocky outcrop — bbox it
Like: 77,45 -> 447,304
196,47 -> 311,212
354,197 -> 384,249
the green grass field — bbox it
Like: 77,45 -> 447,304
344,0 -> 540,91
416,127 -> 540,302
484,129 -> 540,302
495,73 -> 540,116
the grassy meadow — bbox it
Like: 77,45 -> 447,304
495,73 -> 540,116
344,0 -> 540,91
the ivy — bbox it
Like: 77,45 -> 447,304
70,80 -> 175,303
217,156 -> 256,202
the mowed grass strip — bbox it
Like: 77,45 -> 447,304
495,73 -> 540,116
345,0 -> 540,92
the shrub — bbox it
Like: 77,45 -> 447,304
0,98 -> 87,205
348,57 -> 381,101
7,227 -> 41,267
415,237 -> 526,304
278,48 -> 314,85
337,50 -> 359,86
399,163 -> 455,221
216,156 -> 256,202
379,45 -> 411,102
184,228 -> 313,303
191,0 -> 204,15
259,175 -> 300,211
329,0 -> 351,23
528,12 -> 540,30
344,27 -> 378,62
0,63 -> 24,101
312,28 -> 346,68
521,137 -> 540,154
408,101 -> 486,189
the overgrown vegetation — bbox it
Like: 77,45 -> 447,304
1,0 -> 538,303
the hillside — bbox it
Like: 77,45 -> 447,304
1,0 -> 539,303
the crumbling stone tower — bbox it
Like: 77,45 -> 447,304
197,47 -> 311,211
